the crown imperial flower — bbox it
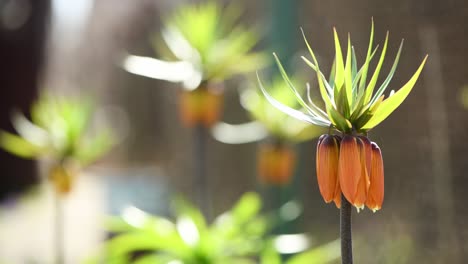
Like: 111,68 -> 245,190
316,134 -> 383,211
258,22 -> 427,211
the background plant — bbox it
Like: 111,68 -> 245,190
0,93 -> 116,263
259,21 -> 427,263
91,192 -> 339,264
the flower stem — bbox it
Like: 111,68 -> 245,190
340,193 -> 353,264
54,191 -> 64,264
193,124 -> 211,219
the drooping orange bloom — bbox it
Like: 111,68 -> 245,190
179,83 -> 223,128
353,138 -> 370,210
366,142 -> 384,211
316,135 -> 340,204
316,134 -> 384,211
338,135 -> 363,208
257,143 -> 296,185
49,164 -> 75,196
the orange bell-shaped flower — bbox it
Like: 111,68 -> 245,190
338,135 -> 370,210
358,136 -> 372,174
353,138 -> 371,210
49,164 -> 75,196
316,135 -> 340,203
179,83 -> 223,128
366,142 -> 384,212
257,143 -> 296,185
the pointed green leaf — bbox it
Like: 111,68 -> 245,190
257,73 -> 330,126
273,53 -> 324,118
301,29 -> 334,109
363,31 -> 389,103
231,192 -> 261,223
362,55 -> 428,129
352,44 -> 380,113
305,83 -> 329,119
336,84 -> 350,118
369,39 -> 404,106
351,46 -> 358,79
333,28 -> 345,92
286,239 -> 340,264
0,131 -> 44,159
329,59 -> 336,89
301,57 -> 333,95
344,34 -> 353,109
327,106 -> 352,133
358,19 -> 375,93
261,244 -> 282,264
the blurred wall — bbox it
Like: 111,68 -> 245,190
0,0 -> 49,200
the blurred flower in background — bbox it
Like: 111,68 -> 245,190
0,94 -> 116,194
123,1 -> 268,128
0,0 -> 466,263
240,76 -> 324,185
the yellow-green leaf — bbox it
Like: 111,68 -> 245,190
333,28 -> 345,92
363,31 -> 389,104
301,30 -> 334,110
358,19 -> 375,93
0,131 -> 44,159
327,106 -> 352,133
362,55 -> 428,129
344,34 -> 353,108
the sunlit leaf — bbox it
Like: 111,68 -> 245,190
326,106 -> 352,133
0,131 -> 44,158
133,254 -> 176,264
301,29 -> 334,108
231,192 -> 261,223
286,239 -> 341,264
363,31 -> 389,104
358,19 -> 375,93
257,74 -> 331,127
273,53 -> 325,119
260,243 -> 281,264
344,34 -> 353,110
154,1 -> 266,85
333,28 -> 345,92
75,130 -> 115,166
369,39 -> 404,106
11,111 -> 49,148
173,197 -> 207,234
362,55 -> 428,129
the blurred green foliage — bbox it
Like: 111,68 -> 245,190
241,76 -> 324,143
91,192 -> 339,264
154,1 -> 268,84
0,94 -> 115,166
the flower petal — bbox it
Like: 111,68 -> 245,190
366,142 -> 384,211
316,135 -> 340,203
338,135 -> 361,205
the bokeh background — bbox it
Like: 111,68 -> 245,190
0,0 -> 467,263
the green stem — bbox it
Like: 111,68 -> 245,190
340,193 -> 353,264
54,191 -> 64,264
193,124 -> 211,219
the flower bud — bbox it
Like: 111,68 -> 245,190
316,134 -> 340,203
366,142 -> 384,212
